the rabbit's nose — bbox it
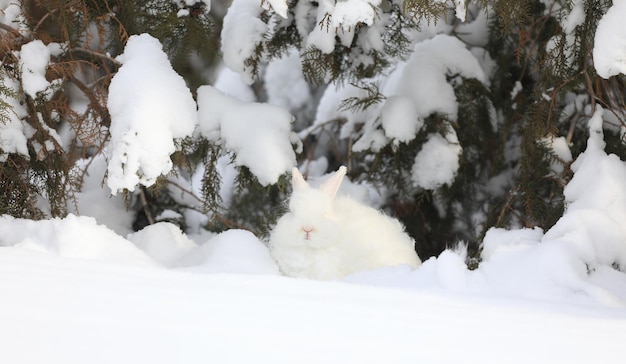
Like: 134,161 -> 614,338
302,226 -> 313,240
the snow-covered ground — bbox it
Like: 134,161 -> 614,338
2,107 -> 626,362
1,240 -> 625,364
0,250 -> 625,364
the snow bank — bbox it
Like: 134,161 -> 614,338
127,222 -> 198,266
106,34 -> 197,194
0,214 -> 156,266
2,249 -> 623,364
177,229 -> 280,274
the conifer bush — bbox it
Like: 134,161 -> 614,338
0,0 -> 624,262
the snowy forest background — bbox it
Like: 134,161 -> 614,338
1,0 -> 626,263
2,1 -> 626,361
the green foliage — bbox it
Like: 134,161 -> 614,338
402,0 -> 447,24
339,82 -> 386,113
0,0 -> 221,227
114,0 -> 218,91
216,167 -> 290,238
3,0 -> 626,267
301,46 -> 341,85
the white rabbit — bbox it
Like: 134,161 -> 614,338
269,166 -> 421,280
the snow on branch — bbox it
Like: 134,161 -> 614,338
593,0 -> 626,78
106,34 -> 197,195
197,85 -> 298,186
306,0 -> 382,53
221,0 -> 269,84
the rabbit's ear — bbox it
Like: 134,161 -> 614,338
292,167 -> 309,191
319,166 -> 347,199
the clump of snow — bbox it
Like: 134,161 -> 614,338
264,48 -> 311,112
197,85 -> 297,185
19,40 -> 51,98
0,77 -> 29,162
128,222 -> 198,266
381,95 -> 422,145
213,66 -> 256,102
451,0 -> 468,22
261,0 -> 288,18
221,0 -> 268,84
384,34 -> 486,122
106,34 -> 197,195
411,132 -> 462,189
542,135 -> 573,175
562,0 -> 585,34
0,0 -> 28,34
0,214 -> 156,266
593,0 -> 626,78
306,0 -> 381,53
178,229 -> 280,274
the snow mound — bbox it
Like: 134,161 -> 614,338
128,222 -> 198,266
0,214 -> 156,267
178,229 -> 280,275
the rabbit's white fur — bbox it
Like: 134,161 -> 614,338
269,166 -> 421,280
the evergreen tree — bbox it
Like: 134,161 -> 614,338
1,0 -> 625,264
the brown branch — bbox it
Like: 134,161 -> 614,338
166,179 -> 253,232
139,187 -> 155,225
71,47 -> 121,67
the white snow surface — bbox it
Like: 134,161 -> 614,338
2,110 -> 626,362
106,34 -> 197,194
593,0 -> 626,78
